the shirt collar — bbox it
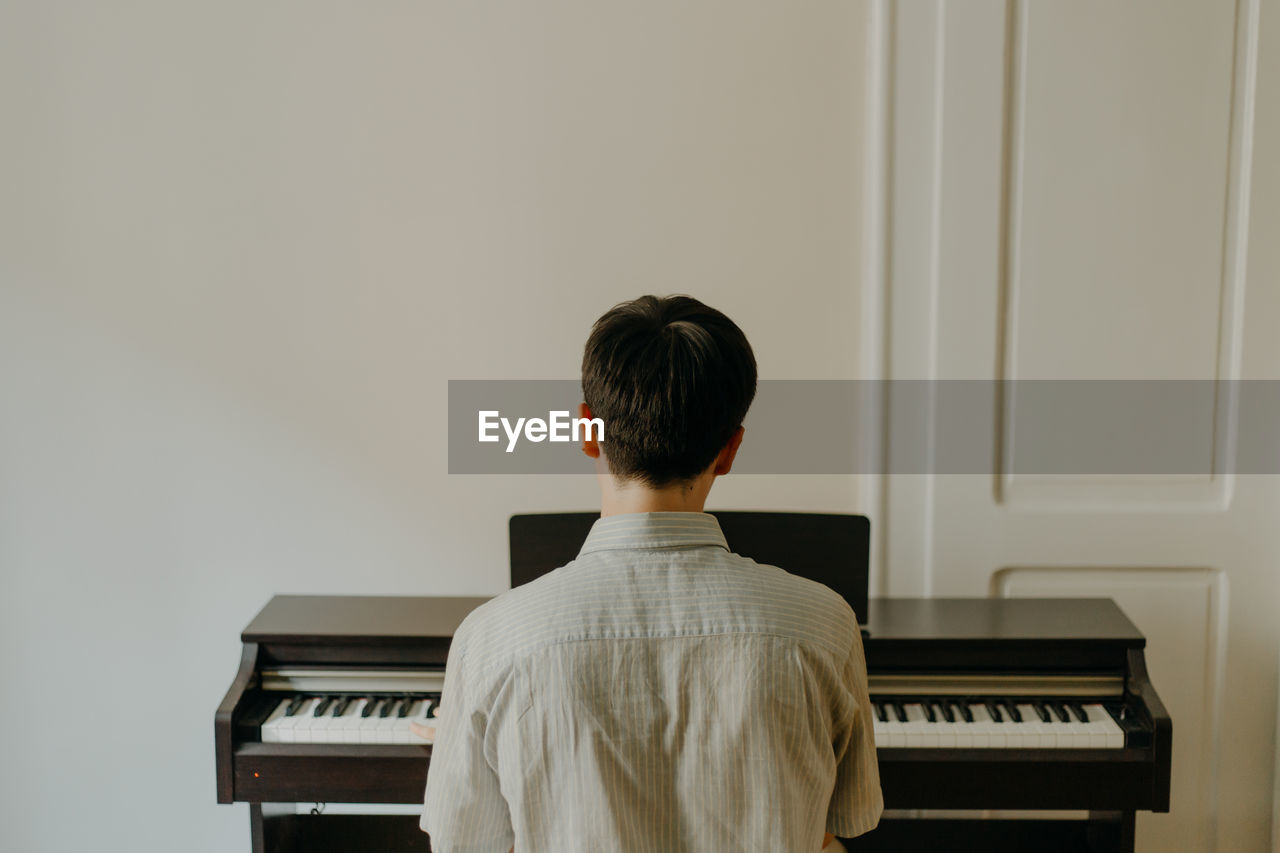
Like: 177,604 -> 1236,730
578,512 -> 730,556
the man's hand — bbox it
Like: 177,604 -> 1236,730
409,706 -> 443,742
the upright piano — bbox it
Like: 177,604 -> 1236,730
215,595 -> 1171,852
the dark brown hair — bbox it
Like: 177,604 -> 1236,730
581,295 -> 757,486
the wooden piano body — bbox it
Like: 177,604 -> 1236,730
216,595 -> 1171,852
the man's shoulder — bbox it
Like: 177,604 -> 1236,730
449,563 -> 577,661
742,554 -> 853,608
723,553 -> 859,653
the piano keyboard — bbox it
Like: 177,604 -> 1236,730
870,699 -> 1126,748
256,692 -> 1124,749
260,695 -> 440,745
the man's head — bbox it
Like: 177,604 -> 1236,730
580,295 -> 756,492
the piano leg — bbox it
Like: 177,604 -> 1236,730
249,803 -> 300,853
249,804 -> 264,853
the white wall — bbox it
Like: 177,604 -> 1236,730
0,2 -> 871,850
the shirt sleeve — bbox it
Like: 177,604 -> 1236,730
825,622 -> 884,838
420,624 -> 515,853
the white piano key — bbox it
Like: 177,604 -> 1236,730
320,698 -> 362,744
1084,703 -> 1126,748
887,706 -> 908,748
903,703 -> 936,747
390,700 -> 422,745
309,701 -> 336,744
966,703 -> 992,748
932,703 -> 962,747
1057,705 -> 1093,748
288,699 -> 324,744
282,698 -> 322,744
323,699 -> 353,744
1036,704 -> 1062,748
1037,704 -> 1063,748
872,706 -> 905,748
284,696 -> 320,742
872,706 -> 889,748
1080,703 -> 1110,748
1000,705 -> 1036,749
374,704 -> 401,743
977,704 -> 1009,748
359,699 -> 385,744
1013,704 -> 1054,748
260,699 -> 290,743
321,698 -> 368,744
951,702 -> 987,748
338,698 -> 371,742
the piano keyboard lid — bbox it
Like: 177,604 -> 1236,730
241,595 -> 494,645
862,598 -> 1146,672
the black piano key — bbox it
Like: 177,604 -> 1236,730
1001,700 -> 1022,723
380,698 -> 399,718
1069,702 -> 1089,723
937,700 -> 954,723
361,698 -> 380,718
873,702 -> 888,723
922,701 -> 937,723
332,696 -> 353,717
284,695 -> 308,717
1051,701 -> 1070,723
955,701 -> 974,723
892,701 -> 908,723
1032,701 -> 1051,723
984,700 -> 1003,723
398,698 -> 415,718
313,696 -> 335,717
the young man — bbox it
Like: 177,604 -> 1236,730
421,295 -> 882,852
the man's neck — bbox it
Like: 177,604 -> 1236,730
598,478 -> 713,517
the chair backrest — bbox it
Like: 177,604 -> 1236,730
508,511 -> 870,622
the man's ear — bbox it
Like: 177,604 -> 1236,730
578,402 -> 601,459
713,426 -> 745,476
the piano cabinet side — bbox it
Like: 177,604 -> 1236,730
1126,648 -> 1173,813
217,643 -> 260,804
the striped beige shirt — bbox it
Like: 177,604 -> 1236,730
421,511 -> 882,852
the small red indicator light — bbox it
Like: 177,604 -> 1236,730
254,772 -> 260,778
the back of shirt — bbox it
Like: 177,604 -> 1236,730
422,512 -> 883,853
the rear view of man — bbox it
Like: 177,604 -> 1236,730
423,295 -> 882,852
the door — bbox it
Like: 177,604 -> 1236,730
865,2 -> 1280,851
